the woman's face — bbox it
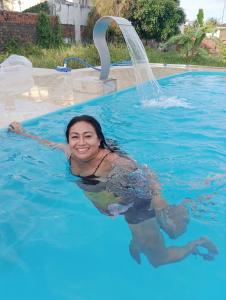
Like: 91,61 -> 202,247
68,121 -> 101,161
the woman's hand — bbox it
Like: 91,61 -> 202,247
8,122 -> 24,134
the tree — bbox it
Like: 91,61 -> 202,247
36,11 -> 52,48
36,11 -> 63,48
165,8 -> 215,59
52,15 -> 63,48
93,0 -> 133,19
131,0 -> 186,42
197,9 -> 204,27
82,7 -> 100,43
166,25 -> 206,58
205,18 -> 218,33
86,0 -> 133,43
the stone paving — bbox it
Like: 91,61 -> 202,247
1,64 -> 226,128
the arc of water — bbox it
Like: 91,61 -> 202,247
93,16 -> 161,101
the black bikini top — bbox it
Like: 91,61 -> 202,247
70,151 -> 112,180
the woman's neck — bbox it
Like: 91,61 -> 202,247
70,148 -> 106,175
72,148 -> 101,163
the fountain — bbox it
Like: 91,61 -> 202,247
93,16 -> 162,101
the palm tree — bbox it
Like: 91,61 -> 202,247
166,26 -> 206,58
165,7 -> 218,59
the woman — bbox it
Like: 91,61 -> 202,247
9,115 -> 218,267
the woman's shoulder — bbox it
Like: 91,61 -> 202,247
107,152 -> 137,171
88,150 -> 137,178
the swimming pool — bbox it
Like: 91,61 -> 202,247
0,71 -> 225,300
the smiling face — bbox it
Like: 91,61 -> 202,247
68,121 -> 101,161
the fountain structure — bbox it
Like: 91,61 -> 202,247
93,16 -> 161,101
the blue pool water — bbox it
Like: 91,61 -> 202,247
0,71 -> 226,300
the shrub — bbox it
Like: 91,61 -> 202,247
52,16 -> 64,48
82,7 -> 100,44
83,7 -> 124,44
36,12 -> 52,48
21,43 -> 42,57
4,38 -> 22,54
36,12 -> 64,49
3,38 -> 42,58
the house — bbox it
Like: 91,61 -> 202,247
216,24 -> 226,44
48,0 -> 93,42
0,1 -> 94,43
203,24 -> 226,53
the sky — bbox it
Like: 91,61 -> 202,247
180,0 -> 226,22
15,0 -> 226,23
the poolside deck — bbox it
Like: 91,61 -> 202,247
1,64 -> 226,128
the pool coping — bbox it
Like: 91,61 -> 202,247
1,66 -> 226,131
22,70 -> 226,127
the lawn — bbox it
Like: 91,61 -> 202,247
1,43 -> 226,69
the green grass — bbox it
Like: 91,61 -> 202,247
146,48 -> 226,67
1,43 -> 226,69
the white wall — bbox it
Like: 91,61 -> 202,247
48,0 -> 93,25
48,0 -> 93,42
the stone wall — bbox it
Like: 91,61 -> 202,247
0,10 -> 75,51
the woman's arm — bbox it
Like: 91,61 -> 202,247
8,122 -> 71,158
109,157 -> 168,211
143,166 -> 168,211
143,165 -> 190,239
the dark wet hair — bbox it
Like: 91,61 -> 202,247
65,115 -> 113,150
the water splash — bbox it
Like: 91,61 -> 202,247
142,95 -> 191,109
